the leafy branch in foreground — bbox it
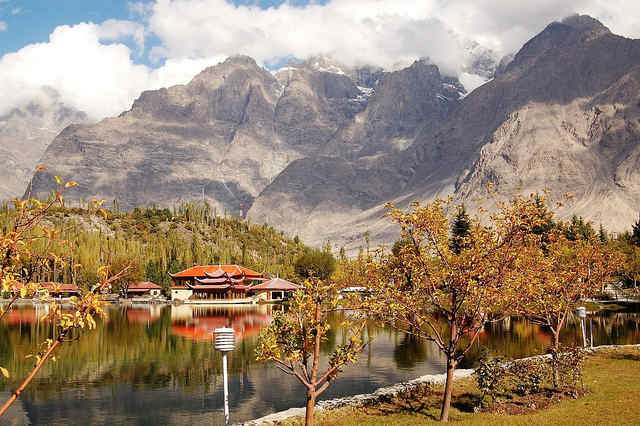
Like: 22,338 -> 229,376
255,278 -> 367,426
0,264 -> 131,417
0,169 -> 128,418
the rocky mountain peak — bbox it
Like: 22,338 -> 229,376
0,89 -> 87,199
560,14 -> 611,35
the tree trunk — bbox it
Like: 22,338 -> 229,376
439,356 -> 456,422
305,302 -> 322,426
305,390 -> 316,426
551,329 -> 560,389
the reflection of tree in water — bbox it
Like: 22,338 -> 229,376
393,334 -> 427,370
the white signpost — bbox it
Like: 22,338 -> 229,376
576,306 -> 587,347
214,327 -> 235,426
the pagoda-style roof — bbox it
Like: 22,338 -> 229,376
170,265 -> 264,279
195,277 -> 245,285
185,284 -> 231,290
250,278 -> 301,292
127,281 -> 162,292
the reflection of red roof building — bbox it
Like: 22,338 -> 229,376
2,309 -> 37,325
170,308 -> 272,342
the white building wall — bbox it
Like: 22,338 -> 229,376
171,289 -> 193,301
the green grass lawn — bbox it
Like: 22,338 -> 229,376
305,347 -> 640,425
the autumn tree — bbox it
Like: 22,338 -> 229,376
255,278 -> 366,426
0,170 -> 132,417
0,265 -> 130,416
370,196 -> 548,422
294,247 -> 336,280
517,228 -> 621,387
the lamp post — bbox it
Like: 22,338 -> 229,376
576,306 -> 587,348
214,327 -> 235,426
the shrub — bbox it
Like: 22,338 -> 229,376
392,382 -> 433,413
550,345 -> 585,392
475,354 -> 509,406
508,357 -> 549,395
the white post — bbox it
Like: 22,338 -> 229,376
577,306 -> 587,348
214,327 -> 235,426
222,352 -> 229,426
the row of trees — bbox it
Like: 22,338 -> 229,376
0,200 -> 308,293
257,195 -> 621,424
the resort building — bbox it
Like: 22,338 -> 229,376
169,265 -> 265,302
124,281 -> 163,299
38,282 -> 81,299
250,277 -> 301,302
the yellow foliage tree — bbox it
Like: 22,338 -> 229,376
370,196 -> 550,422
255,278 -> 366,426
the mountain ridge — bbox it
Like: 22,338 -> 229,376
24,14 -> 640,249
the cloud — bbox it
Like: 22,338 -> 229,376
145,0 -> 470,74
97,19 -> 146,51
0,21 -> 215,119
144,0 -> 640,71
1,0 -> 640,121
0,21 -> 6,32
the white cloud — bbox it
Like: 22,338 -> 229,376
0,21 -> 214,119
97,19 -> 146,51
0,21 -> 6,32
1,0 -> 640,120
144,0 -> 640,70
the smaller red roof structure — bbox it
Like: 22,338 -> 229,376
127,281 -> 162,292
39,282 -> 80,294
251,278 -> 301,292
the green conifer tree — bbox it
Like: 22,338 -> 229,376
450,205 -> 471,255
631,216 -> 640,247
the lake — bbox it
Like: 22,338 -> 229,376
1,303 -> 639,425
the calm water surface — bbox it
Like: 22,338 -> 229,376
1,303 -> 639,425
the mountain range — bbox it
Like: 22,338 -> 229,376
16,14 -> 640,249
0,89 -> 87,200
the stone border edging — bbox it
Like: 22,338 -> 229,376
244,344 -> 640,425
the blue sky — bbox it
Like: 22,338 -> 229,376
0,1 -> 137,56
0,0 -> 326,59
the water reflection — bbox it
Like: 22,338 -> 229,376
0,303 -> 638,425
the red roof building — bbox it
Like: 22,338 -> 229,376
124,281 -> 163,298
250,278 -> 301,301
39,282 -> 80,297
169,265 -> 265,302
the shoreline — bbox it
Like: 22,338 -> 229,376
244,343 -> 640,425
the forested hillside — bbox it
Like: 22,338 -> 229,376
0,202 -> 308,291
